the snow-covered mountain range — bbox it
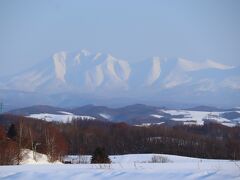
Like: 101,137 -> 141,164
0,49 -> 240,109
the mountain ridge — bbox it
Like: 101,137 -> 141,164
0,50 -> 240,108
7,104 -> 240,127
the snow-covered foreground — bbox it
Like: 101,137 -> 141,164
1,153 -> 240,180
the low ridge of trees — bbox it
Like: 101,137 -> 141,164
0,114 -> 240,165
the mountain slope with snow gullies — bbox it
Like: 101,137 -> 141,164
1,50 -> 240,108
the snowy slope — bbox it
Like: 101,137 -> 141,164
20,149 -> 61,165
64,153 -> 234,164
0,154 -> 239,180
27,111 -> 96,122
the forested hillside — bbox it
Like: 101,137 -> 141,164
0,114 -> 240,165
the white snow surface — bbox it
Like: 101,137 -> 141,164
1,153 -> 239,180
178,58 -> 234,71
135,122 -> 165,127
147,57 -> 161,85
150,114 -> 164,118
20,149 -> 61,165
99,113 -> 111,120
27,112 -> 96,122
163,70 -> 192,88
53,51 -> 67,82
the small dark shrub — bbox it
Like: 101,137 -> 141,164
7,124 -> 17,140
91,147 -> 111,164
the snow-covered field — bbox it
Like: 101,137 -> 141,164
0,152 -> 239,180
161,110 -> 237,127
27,111 -> 95,122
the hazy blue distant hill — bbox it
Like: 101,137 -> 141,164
7,104 -> 240,127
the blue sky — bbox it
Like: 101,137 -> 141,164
0,0 -> 240,76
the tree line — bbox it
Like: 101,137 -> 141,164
0,114 -> 240,165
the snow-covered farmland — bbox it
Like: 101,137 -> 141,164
0,152 -> 239,180
162,110 -> 236,127
27,111 -> 95,123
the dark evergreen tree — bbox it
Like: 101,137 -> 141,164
91,147 -> 111,164
7,124 -> 17,140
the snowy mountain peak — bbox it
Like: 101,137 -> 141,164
1,50 -> 240,107
81,49 -> 91,56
